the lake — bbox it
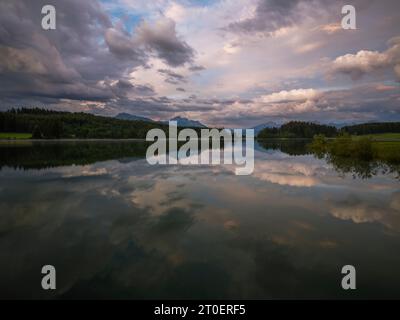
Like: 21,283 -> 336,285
0,140 -> 399,299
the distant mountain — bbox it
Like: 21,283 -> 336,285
115,113 -> 155,123
252,122 -> 280,134
326,122 -> 349,129
325,121 -> 367,129
0,108 -> 169,139
166,116 -> 206,128
116,113 -> 206,128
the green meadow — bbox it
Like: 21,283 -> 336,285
354,133 -> 400,140
0,133 -> 32,140
310,134 -> 400,165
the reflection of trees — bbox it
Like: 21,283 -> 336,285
257,139 -> 310,156
257,138 -> 400,179
308,135 -> 400,179
0,139 -> 250,171
0,141 -> 149,170
324,155 -> 399,179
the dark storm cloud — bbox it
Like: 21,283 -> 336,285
101,96 -> 217,121
104,27 -> 145,62
1,0 -> 398,127
203,84 -> 400,127
104,18 -> 195,67
321,85 -> 400,118
227,0 -> 301,34
158,69 -> 187,84
110,80 -> 156,97
0,0 -> 111,52
330,37 -> 400,81
126,84 -> 156,97
0,0 -> 195,111
136,18 -> 194,67
0,0 -> 127,103
225,0 -> 353,35
105,18 -> 194,67
189,65 -> 205,72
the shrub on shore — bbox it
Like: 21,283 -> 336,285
309,133 -> 375,161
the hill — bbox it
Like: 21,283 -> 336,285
257,121 -> 400,139
252,122 -> 280,135
115,113 -> 207,128
164,116 -> 206,128
115,113 -> 155,123
341,122 -> 400,135
0,108 -> 169,139
257,121 -> 337,138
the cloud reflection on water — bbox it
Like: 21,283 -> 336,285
0,142 -> 400,299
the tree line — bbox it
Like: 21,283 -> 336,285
257,121 -> 400,138
0,108 -> 170,139
257,121 -> 337,138
341,122 -> 400,135
309,133 -> 400,179
1,108 -> 400,139
0,141 -> 149,170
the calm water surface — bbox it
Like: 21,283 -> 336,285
0,140 -> 399,299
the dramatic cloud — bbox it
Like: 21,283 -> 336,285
0,0 -> 195,108
104,28 -> 144,61
330,192 -> 400,231
158,69 -> 187,84
257,89 -> 320,103
110,80 -> 156,97
136,18 -> 194,67
331,37 -> 400,80
0,0 -> 399,126
226,0 -> 298,34
225,0 -> 344,35
104,17 -> 195,68
189,65 -> 205,72
0,0 -> 124,102
254,160 -> 321,187
218,88 -> 323,120
202,83 -> 400,127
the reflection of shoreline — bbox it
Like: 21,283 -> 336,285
0,138 -> 148,143
2,140 -> 400,179
256,139 -> 311,156
0,141 -> 150,170
257,138 -> 400,180
328,191 -> 400,232
1,141 -> 400,298
309,136 -> 400,179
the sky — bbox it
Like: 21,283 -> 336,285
0,0 -> 399,127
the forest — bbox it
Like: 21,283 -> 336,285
0,108 -> 169,139
308,133 -> 400,178
341,122 -> 400,135
1,108 -> 400,139
257,121 -> 337,138
257,121 -> 400,138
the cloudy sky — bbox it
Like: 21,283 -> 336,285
0,0 -> 399,127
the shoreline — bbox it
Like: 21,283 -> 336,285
1,137 -> 400,143
0,138 -> 147,142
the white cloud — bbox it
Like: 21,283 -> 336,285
330,194 -> 400,231
257,88 -> 320,103
331,37 -> 400,80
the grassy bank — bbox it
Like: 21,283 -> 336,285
0,108 -> 171,139
353,133 -> 400,140
0,133 -> 32,140
309,134 -> 400,178
310,134 -> 400,163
